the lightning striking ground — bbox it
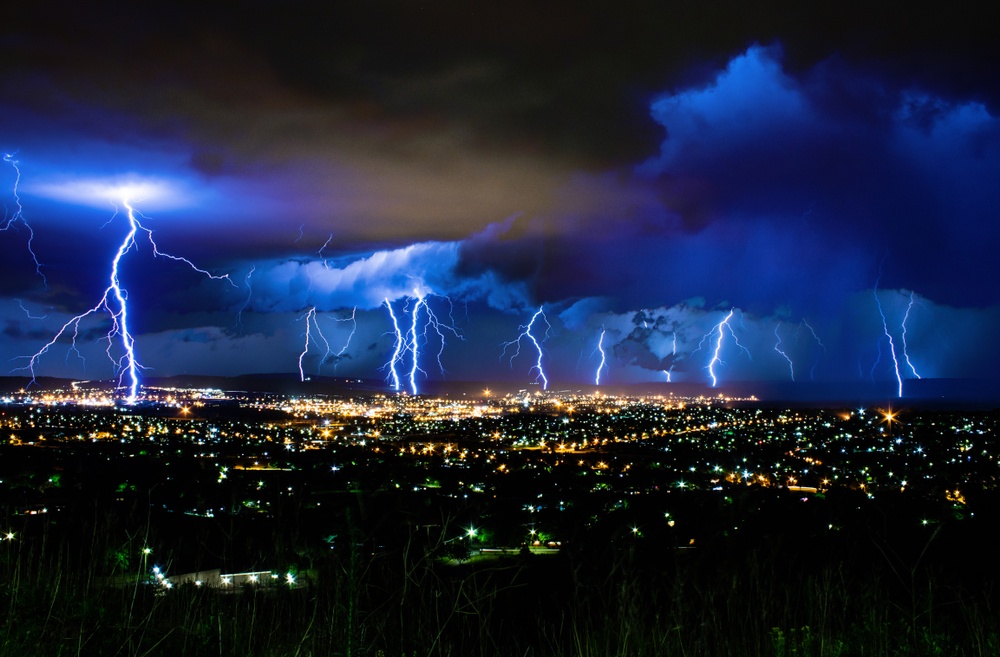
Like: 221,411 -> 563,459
383,299 -> 405,391
663,331 -> 677,382
20,196 -> 233,402
697,309 -> 752,388
707,310 -> 734,387
296,305 -> 358,379
901,291 -> 922,380
873,284 -> 904,398
501,306 -> 551,390
297,307 -> 333,382
381,294 -> 462,395
594,328 -> 607,385
2,154 -> 46,286
407,296 -> 425,394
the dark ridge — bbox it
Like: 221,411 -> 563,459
3,375 -> 998,409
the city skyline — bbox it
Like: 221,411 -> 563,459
2,3 -> 999,396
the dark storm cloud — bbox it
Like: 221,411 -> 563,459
5,3 -> 999,257
2,3 -> 999,387
443,45 -> 1000,318
2,319 -> 50,341
636,46 -> 1000,306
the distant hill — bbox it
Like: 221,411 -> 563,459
0,376 -> 73,394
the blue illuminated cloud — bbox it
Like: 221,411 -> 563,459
246,233 -> 533,315
2,39 -> 999,392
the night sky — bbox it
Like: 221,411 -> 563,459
2,2 -> 999,395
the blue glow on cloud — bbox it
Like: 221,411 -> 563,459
2,42 -> 999,394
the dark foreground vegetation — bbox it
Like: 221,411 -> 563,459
3,483 -> 1000,657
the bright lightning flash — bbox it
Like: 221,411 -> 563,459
20,196 -> 233,402
594,328 -> 607,386
383,293 -> 462,395
384,299 -> 405,391
663,330 -> 677,382
297,307 -> 330,382
298,307 -> 358,381
697,309 -> 751,388
407,296 -> 424,394
502,306 -> 551,390
873,286 -> 904,398
901,291 -> 922,380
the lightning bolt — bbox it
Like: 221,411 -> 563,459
383,298 -> 405,391
235,264 -> 255,334
381,293 -> 462,395
873,281 -> 904,398
297,307 -> 333,382
901,291 -> 922,380
795,319 -> 826,381
663,330 -> 677,382
294,304 -> 358,380
869,332 -> 883,384
17,299 -> 47,320
801,321 -> 825,351
422,296 -> 462,380
774,323 -> 795,382
697,309 -> 751,388
594,328 -> 607,385
317,233 -> 333,269
19,197 -> 233,402
2,154 -> 46,286
331,307 -> 357,372
406,296 -> 428,394
501,306 -> 551,390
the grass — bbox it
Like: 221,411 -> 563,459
3,495 -> 1000,657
